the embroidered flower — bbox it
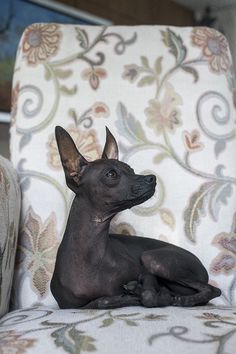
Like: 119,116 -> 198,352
210,213 -> 236,275
47,126 -> 102,170
122,64 -> 141,83
17,207 -> 58,297
191,27 -> 230,73
22,23 -> 61,65
81,67 -> 107,90
91,102 -> 110,118
145,83 -> 182,135
195,313 -> 233,321
183,130 -> 204,152
0,330 -> 36,354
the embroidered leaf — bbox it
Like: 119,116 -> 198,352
153,152 -> 169,164
116,102 -> 148,144
44,65 -> 52,80
159,208 -> 175,230
154,56 -> 163,75
138,75 -> 155,87
215,140 -> 226,158
209,183 -> 233,222
52,325 -> 96,353
141,56 -> 150,70
19,133 -> 32,151
54,69 -> 73,79
125,319 -> 138,326
75,27 -> 89,49
184,182 -> 217,242
100,318 -> 114,328
60,85 -> 77,96
20,177 -> 31,192
181,65 -> 199,83
161,28 -> 186,65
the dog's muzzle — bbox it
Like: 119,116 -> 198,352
131,174 -> 156,202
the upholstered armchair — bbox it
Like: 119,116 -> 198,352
0,24 -> 235,353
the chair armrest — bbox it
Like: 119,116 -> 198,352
0,155 -> 21,317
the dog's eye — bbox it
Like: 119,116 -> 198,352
106,169 -> 117,178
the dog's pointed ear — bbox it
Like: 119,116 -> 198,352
102,126 -> 119,160
55,126 -> 88,193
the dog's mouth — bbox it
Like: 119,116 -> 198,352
129,186 -> 156,208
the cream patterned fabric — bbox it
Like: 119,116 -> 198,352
0,305 -> 235,353
0,156 -> 21,317
10,24 -> 236,309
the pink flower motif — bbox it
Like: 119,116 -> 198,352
145,83 -> 182,135
183,130 -> 204,152
47,125 -> 102,169
91,102 -> 110,118
81,67 -> 107,90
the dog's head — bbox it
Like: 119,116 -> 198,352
55,126 -> 156,219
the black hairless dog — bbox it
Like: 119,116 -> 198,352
50,126 -> 221,309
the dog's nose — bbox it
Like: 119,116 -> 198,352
144,175 -> 156,185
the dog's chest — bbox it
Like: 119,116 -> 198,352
68,249 -> 140,299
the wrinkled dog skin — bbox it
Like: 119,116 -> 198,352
51,126 -> 221,309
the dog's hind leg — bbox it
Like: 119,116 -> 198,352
141,248 -> 221,306
171,281 -> 221,307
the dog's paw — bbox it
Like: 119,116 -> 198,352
123,280 -> 142,296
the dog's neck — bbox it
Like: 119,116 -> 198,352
64,195 -> 111,257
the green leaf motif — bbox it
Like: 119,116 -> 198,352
161,29 -> 187,65
100,318 -> 114,328
184,182 -> 217,242
159,208 -> 175,230
125,319 -> 138,326
181,65 -> 199,83
138,75 -> 155,87
52,325 -> 96,354
75,27 -> 89,49
44,65 -> 52,80
153,152 -> 169,164
155,56 -> 163,75
54,69 -> 73,79
60,85 -> 77,96
141,56 -> 150,70
116,102 -> 148,144
184,181 -> 233,242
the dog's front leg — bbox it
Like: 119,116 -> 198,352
81,295 -> 141,309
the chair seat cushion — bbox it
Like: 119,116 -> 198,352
0,305 -> 235,353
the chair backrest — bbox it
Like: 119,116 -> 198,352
10,24 -> 236,308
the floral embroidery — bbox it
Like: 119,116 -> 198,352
91,102 -> 110,118
183,130 -> 204,152
145,83 -> 182,135
22,24 -> 61,65
191,27 -> 230,73
0,330 -> 36,354
17,207 -> 58,297
81,67 -> 107,90
210,213 -> 236,275
47,126 -> 102,170
195,312 -> 233,321
122,64 -> 141,83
